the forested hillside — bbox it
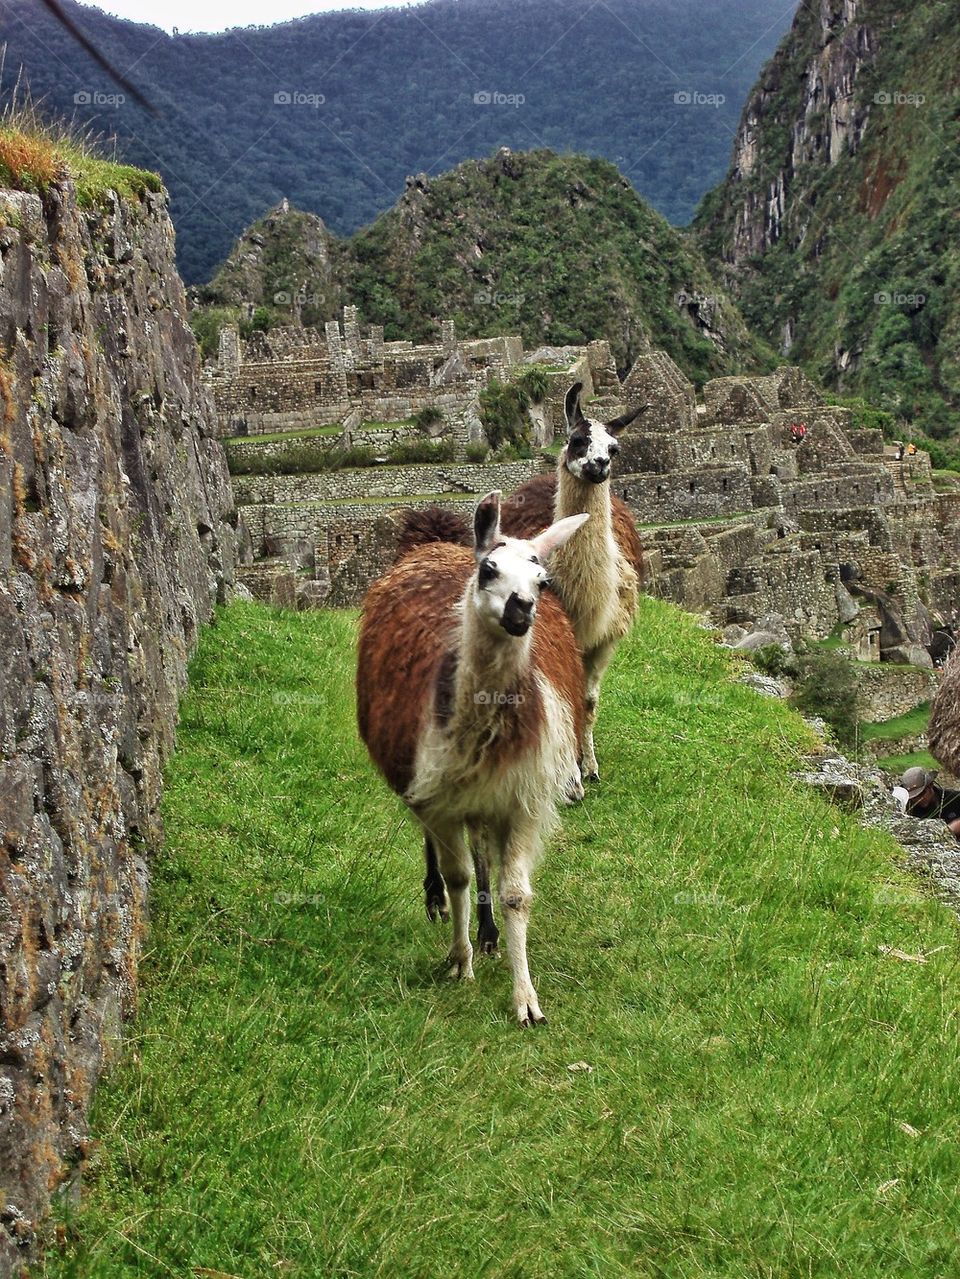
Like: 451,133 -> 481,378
197,150 -> 771,380
697,0 -> 960,447
0,0 -> 792,281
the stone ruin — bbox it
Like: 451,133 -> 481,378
203,309 -> 960,666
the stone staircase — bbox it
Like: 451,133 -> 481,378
883,457 -> 909,497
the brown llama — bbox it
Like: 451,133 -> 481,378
357,492 -> 589,1025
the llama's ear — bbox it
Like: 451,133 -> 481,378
474,490 -> 502,556
564,382 -> 586,431
606,402 -> 649,436
532,513 -> 589,559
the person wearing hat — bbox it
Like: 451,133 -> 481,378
896,767 -> 960,835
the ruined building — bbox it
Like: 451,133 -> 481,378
204,310 -> 960,664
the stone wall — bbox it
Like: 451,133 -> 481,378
245,495 -> 476,566
855,664 -> 938,723
618,465 -> 754,524
232,459 -> 544,506
0,180 -> 238,1275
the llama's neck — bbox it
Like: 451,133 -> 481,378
555,458 -> 613,533
455,590 -> 533,706
550,458 -> 619,649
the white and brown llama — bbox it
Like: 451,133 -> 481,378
499,381 -> 647,782
357,491 -> 589,1025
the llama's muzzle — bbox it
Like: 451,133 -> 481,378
501,593 -> 535,636
583,458 -> 611,483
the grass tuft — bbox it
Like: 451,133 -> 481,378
0,125 -> 62,189
0,95 -> 161,205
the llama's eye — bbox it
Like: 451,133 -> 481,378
478,560 -> 498,587
609,441 -> 620,457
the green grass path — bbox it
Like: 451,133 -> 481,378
41,599 -> 960,1278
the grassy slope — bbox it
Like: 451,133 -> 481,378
861,703 -> 931,744
877,747 -> 940,774
40,598 -> 960,1278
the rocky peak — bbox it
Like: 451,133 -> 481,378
708,0 -> 879,266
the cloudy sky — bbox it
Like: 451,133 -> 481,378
79,0 -> 426,34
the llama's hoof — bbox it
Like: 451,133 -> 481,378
446,947 -> 474,980
425,888 -> 449,923
476,923 -> 500,956
584,770 -> 600,784
564,772 -> 585,804
515,988 -> 546,1026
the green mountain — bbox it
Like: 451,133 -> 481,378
696,0 -> 960,442
1,0 -> 793,282
197,149 -> 770,381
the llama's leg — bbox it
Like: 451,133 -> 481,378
564,763 -> 585,805
423,834 -> 449,922
582,641 -> 616,783
429,822 -> 474,980
496,825 -> 546,1026
470,828 -> 500,955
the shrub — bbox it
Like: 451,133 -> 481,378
751,644 -> 795,678
515,364 -> 550,402
239,306 -> 278,340
493,441 -> 535,462
825,394 -> 897,437
478,363 -> 551,451
464,441 -> 490,463
412,405 -> 444,432
227,443 -> 377,475
191,306 -> 239,361
789,649 -> 860,748
384,439 -> 456,464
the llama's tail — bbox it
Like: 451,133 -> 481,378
395,506 -> 471,560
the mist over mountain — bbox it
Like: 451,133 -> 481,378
0,0 -> 792,281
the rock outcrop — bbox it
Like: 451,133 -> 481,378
696,1 -> 960,440
701,0 -> 877,271
0,178 -> 238,1274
